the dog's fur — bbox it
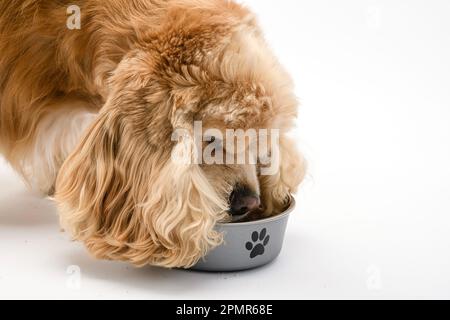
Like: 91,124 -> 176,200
0,0 -> 305,268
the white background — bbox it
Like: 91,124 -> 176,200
1,0 -> 450,299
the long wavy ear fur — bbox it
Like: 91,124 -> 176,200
55,110 -> 227,268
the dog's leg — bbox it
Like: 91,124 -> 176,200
17,99 -> 96,195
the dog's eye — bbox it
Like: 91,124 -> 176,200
205,136 -> 222,146
203,136 -> 223,159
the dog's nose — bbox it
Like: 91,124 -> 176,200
229,188 -> 261,216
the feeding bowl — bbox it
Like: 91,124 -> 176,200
192,198 -> 295,272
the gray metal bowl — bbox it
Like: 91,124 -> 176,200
192,198 -> 295,272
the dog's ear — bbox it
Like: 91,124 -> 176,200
55,108 -> 227,268
259,136 -> 306,216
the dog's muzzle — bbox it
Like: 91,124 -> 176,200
229,187 -> 261,217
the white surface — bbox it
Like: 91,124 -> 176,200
1,0 -> 450,299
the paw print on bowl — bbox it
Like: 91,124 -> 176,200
245,228 -> 270,259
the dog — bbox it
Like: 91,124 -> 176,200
0,0 -> 305,268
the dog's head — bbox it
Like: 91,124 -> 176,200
55,7 -> 305,268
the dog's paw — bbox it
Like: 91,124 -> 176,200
245,228 -> 270,259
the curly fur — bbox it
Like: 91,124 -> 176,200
0,0 -> 305,268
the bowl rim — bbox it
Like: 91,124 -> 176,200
217,196 -> 296,227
